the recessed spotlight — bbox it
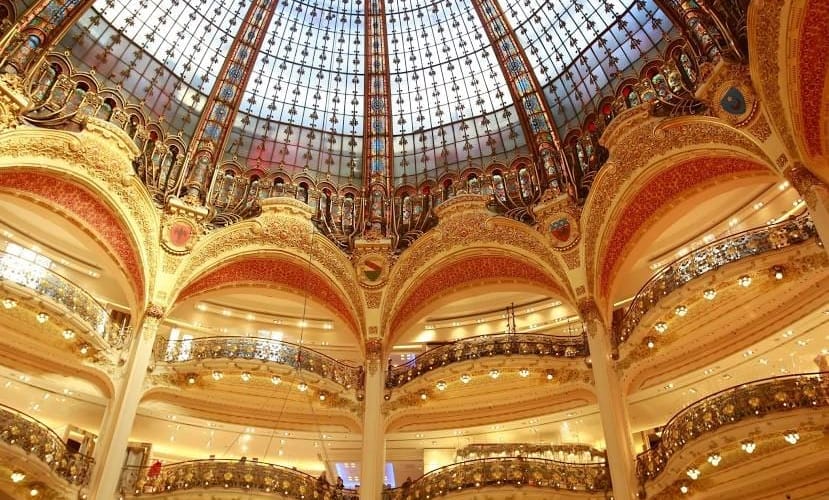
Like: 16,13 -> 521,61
36,312 -> 49,323
240,372 -> 252,382
186,374 -> 197,385
654,322 -> 668,334
62,329 -> 75,340
645,337 -> 656,349
435,380 -> 447,391
271,375 -> 282,385
2,298 -> 16,309
318,391 -> 327,401
680,484 -> 689,494
783,430 -> 799,444
686,468 -> 700,480
703,289 -> 717,300
707,453 -> 721,466
489,369 -> 500,379
738,275 -> 752,287
518,368 -> 530,378
29,486 -> 39,497
674,305 -> 688,317
546,370 -> 555,381
460,374 -> 471,384
741,440 -> 756,453
10,471 -> 25,483
772,266 -> 784,280
212,370 -> 224,381
297,382 -> 308,392
419,391 -> 428,400
79,344 -> 89,356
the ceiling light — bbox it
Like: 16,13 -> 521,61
686,468 -> 700,480
186,374 -> 197,385
2,298 -> 16,309
297,382 -> 308,392
10,471 -> 25,483
741,440 -> 756,453
518,368 -> 530,378
435,380 -> 447,391
546,369 -> 555,381
703,289 -> 717,300
212,370 -> 223,381
489,369 -> 500,379
707,453 -> 721,466
680,484 -> 689,494
36,312 -> 49,323
29,486 -> 39,497
271,375 -> 282,385
460,373 -> 471,384
674,305 -> 688,317
240,372 -> 251,382
654,322 -> 668,334
79,344 -> 89,355
318,391 -> 327,401
772,266 -> 784,280
62,329 -> 75,340
645,337 -> 656,349
784,430 -> 800,444
738,275 -> 752,287
419,391 -> 428,400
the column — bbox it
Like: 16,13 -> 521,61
581,300 -> 638,500
784,164 -> 829,250
88,304 -> 165,499
360,337 -> 386,500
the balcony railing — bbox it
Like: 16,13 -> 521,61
382,457 -> 610,499
456,443 -> 606,464
386,332 -> 588,388
155,336 -> 364,391
0,252 -> 130,348
636,372 -> 829,483
119,459 -> 358,499
0,403 -> 94,486
615,213 -> 816,345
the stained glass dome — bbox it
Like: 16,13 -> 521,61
56,0 -> 675,186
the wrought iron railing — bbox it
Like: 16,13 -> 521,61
0,403 -> 94,486
0,251 -> 131,348
636,372 -> 829,483
456,443 -> 606,464
386,332 -> 588,388
155,336 -> 364,391
615,213 -> 816,345
382,457 -> 610,499
118,459 -> 358,499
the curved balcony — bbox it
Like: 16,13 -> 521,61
456,443 -> 605,464
0,251 -> 130,349
615,213 -> 817,346
118,459 -> 358,499
155,336 -> 364,391
0,402 -> 94,486
386,332 -> 588,389
382,457 -> 610,499
636,372 -> 829,483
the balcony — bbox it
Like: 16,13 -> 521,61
636,372 -> 829,483
386,332 -> 588,389
155,336 -> 364,392
119,459 -> 358,499
382,457 -> 610,499
615,213 -> 817,346
0,402 -> 94,487
0,251 -> 130,350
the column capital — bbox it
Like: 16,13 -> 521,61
365,337 -> 383,375
784,164 -> 825,194
577,298 -> 606,333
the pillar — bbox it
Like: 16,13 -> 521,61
88,304 -> 164,499
360,337 -> 386,499
784,164 -> 829,249
581,300 -> 638,500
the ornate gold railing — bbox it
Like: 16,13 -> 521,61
0,403 -> 94,486
119,459 -> 358,498
386,332 -> 587,388
382,457 -> 610,499
0,251 -> 131,348
615,213 -> 816,345
155,336 -> 364,391
456,443 -> 606,464
636,372 -> 829,483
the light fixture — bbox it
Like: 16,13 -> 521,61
654,322 -> 668,334
240,372 -> 251,382
545,369 -> 555,381
741,440 -> 756,453
36,312 -> 49,323
703,289 -> 717,300
435,380 -> 447,391
419,391 -> 428,400
10,471 -> 25,483
644,337 -> 656,349
460,373 -> 471,384
318,391 -> 327,401
211,370 -> 223,381
518,368 -> 530,378
270,375 -> 282,385
186,374 -> 197,385
783,430 -> 800,444
680,484 -> 689,494
488,369 -> 500,379
738,275 -> 752,287
674,305 -> 688,317
686,468 -> 700,480
297,382 -> 308,392
772,266 -> 784,280
29,485 -> 40,497
2,297 -> 16,309
62,329 -> 75,340
79,344 -> 89,355
707,453 -> 721,466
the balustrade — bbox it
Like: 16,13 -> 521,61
636,372 -> 829,483
386,332 -> 587,389
382,457 -> 610,499
0,403 -> 94,486
615,213 -> 816,345
155,336 -> 364,391
0,251 -> 130,348
455,443 -> 605,464
119,459 -> 358,499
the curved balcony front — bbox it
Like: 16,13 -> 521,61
636,372 -> 829,484
387,332 -> 588,389
119,459 -> 358,499
382,457 -> 610,499
155,336 -> 364,392
0,402 -> 94,487
0,251 -> 130,350
615,213 -> 817,346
